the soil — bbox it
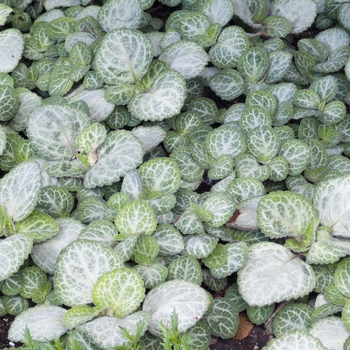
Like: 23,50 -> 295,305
210,326 -> 272,350
0,316 -> 19,349
0,314 -> 273,350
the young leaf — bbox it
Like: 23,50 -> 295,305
315,28 -> 350,54
19,266 -> 47,299
208,154 -> 234,180
0,85 -> 19,122
114,236 -> 138,262
0,4 -> 12,26
133,234 -> 159,265
237,242 -> 316,306
0,126 -> 6,157
227,177 -> 265,203
202,269 -> 227,292
142,280 -> 212,337
93,268 -> 145,318
269,156 -> 289,181
240,106 -> 271,134
10,88 -> 42,132
186,320 -> 211,350
3,295 -> 28,316
170,147 -> 204,183
68,89 -> 115,123
334,257 -> 350,298
235,154 -> 271,181
246,90 -> 277,115
75,122 -> 107,156
311,75 -> 338,103
319,100 -> 346,125
224,283 -> 247,312
343,299 -> 350,333
54,240 -> 123,306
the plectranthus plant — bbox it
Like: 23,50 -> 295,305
1,0 -> 350,349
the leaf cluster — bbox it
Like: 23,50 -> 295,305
1,0 -> 350,349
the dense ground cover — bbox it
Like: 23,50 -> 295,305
1,0 -> 350,349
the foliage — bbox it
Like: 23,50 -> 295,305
0,0 -> 350,349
